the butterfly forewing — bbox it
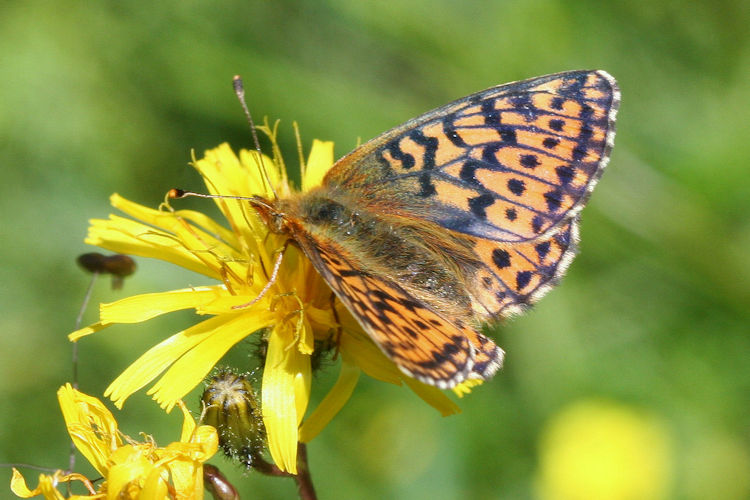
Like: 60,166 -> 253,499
325,70 -> 619,243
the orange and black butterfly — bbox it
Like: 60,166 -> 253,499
250,70 -> 619,388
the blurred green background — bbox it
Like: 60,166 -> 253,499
2,1 -> 749,499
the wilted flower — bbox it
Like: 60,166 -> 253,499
10,384 -> 217,499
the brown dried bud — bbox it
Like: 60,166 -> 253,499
77,253 -> 136,289
203,464 -> 240,500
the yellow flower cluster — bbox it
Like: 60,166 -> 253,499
11,385 -> 217,499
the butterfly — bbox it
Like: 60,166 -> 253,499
250,70 -> 619,389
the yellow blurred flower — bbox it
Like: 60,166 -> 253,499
70,130 -> 460,473
10,384 -> 217,499
536,399 -> 672,500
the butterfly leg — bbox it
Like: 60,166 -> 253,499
328,292 -> 343,361
232,241 -> 288,310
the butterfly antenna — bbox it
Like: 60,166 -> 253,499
233,75 -> 278,200
168,189 -> 274,211
293,121 -> 306,183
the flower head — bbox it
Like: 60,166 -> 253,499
71,129 -> 460,473
536,399 -> 672,500
10,384 -> 217,499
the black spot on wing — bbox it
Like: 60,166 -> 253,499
556,165 -> 575,185
498,126 -> 517,144
459,160 -> 481,185
417,172 -> 437,197
482,100 -> 500,125
579,124 -> 594,141
549,119 -> 564,131
403,326 -> 419,339
443,115 -> 466,147
482,144 -> 502,164
385,139 -> 415,170
510,93 -> 538,121
507,179 -> 526,196
544,190 -> 563,212
531,216 -> 544,234
516,270 -> 532,290
535,241 -> 550,260
409,129 -> 438,171
520,154 -> 540,169
469,193 -> 495,219
492,249 -> 511,269
579,103 -> 594,120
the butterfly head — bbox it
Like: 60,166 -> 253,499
247,196 -> 289,234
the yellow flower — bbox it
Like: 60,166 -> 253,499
536,399 -> 673,500
10,384 -> 217,499
70,131 -> 460,474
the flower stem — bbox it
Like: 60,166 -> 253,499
249,442 -> 317,500
295,443 -> 317,500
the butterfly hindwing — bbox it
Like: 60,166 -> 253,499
293,231 -> 503,388
325,70 -> 619,243
469,219 -> 578,318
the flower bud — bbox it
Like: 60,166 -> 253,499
202,370 -> 266,467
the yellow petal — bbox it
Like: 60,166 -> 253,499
11,470 -> 97,499
177,400 -> 197,443
147,311 -> 274,410
9,469 -> 35,497
10,469 -> 65,499
164,459 -> 201,499
69,321 -> 110,341
452,378 -> 483,397
262,326 -> 312,474
194,144 -> 276,237
109,194 -> 240,257
86,199 -> 246,281
297,317 -> 315,356
106,449 -> 156,498
299,361 -> 360,443
294,344 -> 312,426
170,207 -> 238,249
105,315 -> 238,408
58,384 -> 121,476
339,329 -> 402,385
99,286 -> 226,324
191,426 -> 220,458
302,139 -> 334,191
239,147 -> 281,194
194,292 -> 279,315
139,467 -> 170,499
402,377 -> 461,417
197,143 -> 277,200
